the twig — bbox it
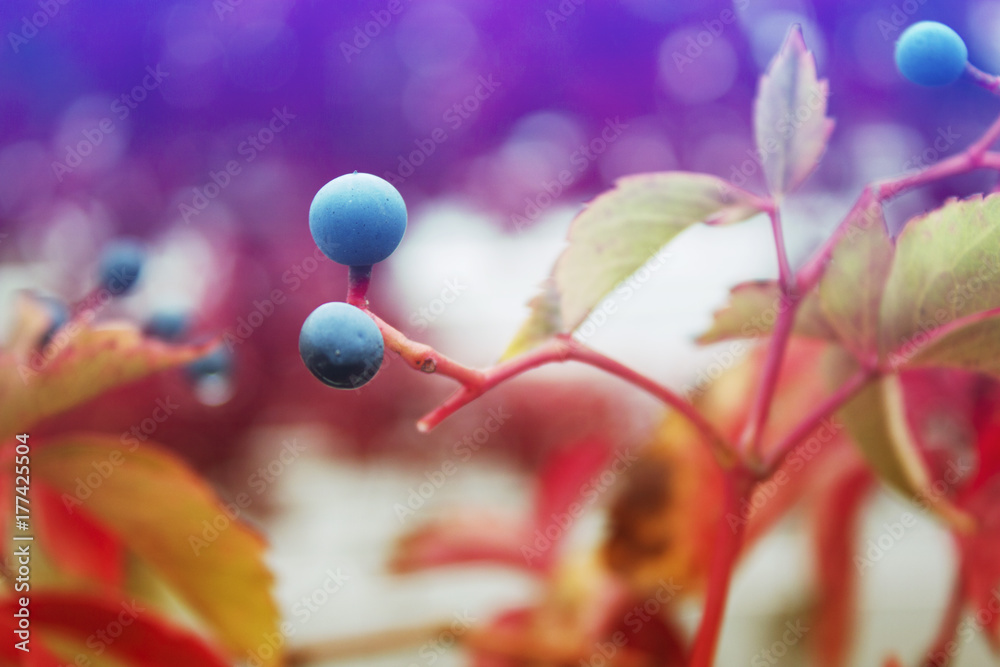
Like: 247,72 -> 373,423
966,62 -> 1000,98
346,265 -> 372,308
769,207 -> 794,292
739,292 -> 800,463
763,367 -> 878,474
363,309 -> 736,464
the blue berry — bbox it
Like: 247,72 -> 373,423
145,309 -> 191,342
98,240 -> 146,295
186,343 -> 233,379
299,302 -> 384,389
308,172 -> 407,267
895,22 -> 968,87
36,294 -> 69,348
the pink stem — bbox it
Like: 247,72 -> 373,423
566,344 -> 736,465
363,314 -> 734,463
966,62 -> 1000,97
416,337 -> 733,463
797,112 -> 1000,295
763,367 -> 877,473
769,207 -> 794,291
795,187 -> 877,293
739,291 -> 799,462
365,310 -> 484,385
347,265 -> 373,308
415,337 -> 573,432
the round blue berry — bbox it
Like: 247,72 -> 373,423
146,309 -> 191,342
98,240 -> 146,295
299,302 -> 384,389
895,22 -> 968,87
308,172 -> 407,267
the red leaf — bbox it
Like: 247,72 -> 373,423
0,635 -> 64,667
533,439 -> 615,549
35,479 -> 124,589
469,608 -> 534,667
812,467 -> 874,667
0,593 -> 230,667
33,436 -> 279,665
390,511 -> 537,574
957,479 -> 1000,646
392,439 -> 618,575
605,596 -> 687,666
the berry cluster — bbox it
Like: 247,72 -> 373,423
34,240 -> 233,386
294,22 -> 974,394
299,172 -> 407,389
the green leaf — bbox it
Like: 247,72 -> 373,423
904,310 -> 1000,375
832,355 -> 972,530
0,322 -> 212,441
754,25 -> 834,197
553,172 -> 764,333
818,203 -> 894,359
839,374 -> 930,499
880,194 -> 1000,368
696,281 -> 837,344
500,279 -> 561,361
34,437 -> 280,666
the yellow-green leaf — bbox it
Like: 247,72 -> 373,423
754,25 -> 834,197
554,172 -> 764,333
696,280 -> 837,344
0,323 -> 212,440
904,311 -> 1000,375
835,364 -> 971,530
880,194 -> 1000,365
500,279 -> 561,361
34,437 -> 280,666
818,203 -> 893,359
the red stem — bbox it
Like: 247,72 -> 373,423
795,187 -> 877,293
363,312 -> 733,463
763,367 -> 877,473
689,468 -> 753,667
347,265 -> 373,307
739,291 -> 799,462
415,335 -> 735,464
966,63 -> 1000,97
797,114 -> 1000,295
769,207 -> 794,292
566,343 -> 736,465
365,310 -> 484,385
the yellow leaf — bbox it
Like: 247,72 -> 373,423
34,436 -> 280,666
0,322 -> 212,440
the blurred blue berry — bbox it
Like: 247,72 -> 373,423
186,344 -> 233,379
145,309 -> 191,342
98,240 -> 146,295
308,172 -> 407,267
895,22 -> 968,87
299,302 -> 383,389
36,294 -> 69,348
